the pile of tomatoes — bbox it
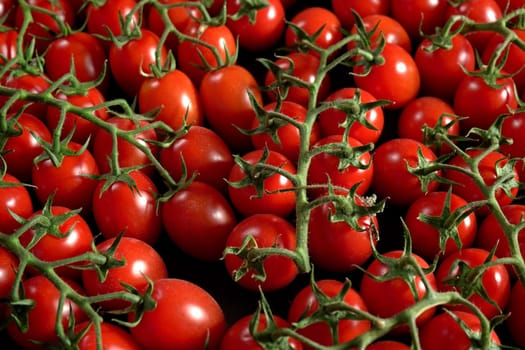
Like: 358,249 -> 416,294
0,0 -> 525,349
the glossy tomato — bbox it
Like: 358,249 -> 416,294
331,0 -> 389,29
86,0 -> 140,41
75,321 -> 142,350
365,341 -> 410,350
349,14 -> 412,52
0,72 -> 51,119
129,278 -> 227,350
390,0 -> 449,43
288,279 -> 370,349
507,281 -> 525,348
223,214 -> 298,292
0,173 -> 33,234
500,111 -> 525,180
0,246 -> 18,307
0,29 -> 18,64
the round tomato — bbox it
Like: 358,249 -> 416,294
75,321 -> 142,350
0,29 -> 18,64
507,281 -> 525,348
288,279 -> 370,349
161,181 -> 237,261
81,236 -> 168,311
331,0 -> 389,29
129,278 -> 227,350
500,111 -> 525,180
349,14 -> 412,53
365,341 -> 410,350
0,246 -> 18,305
0,173 -> 33,234
223,214 -> 298,292
228,149 -> 296,218
0,72 -> 51,119
371,138 -> 441,207
390,0 -> 449,43
0,0 -> 16,27
86,0 -> 140,41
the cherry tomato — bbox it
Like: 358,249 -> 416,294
419,310 -> 500,350
507,281 -> 525,348
331,0 -> 389,29
138,68 -> 203,131
224,214 -> 298,292
0,72 -> 51,119
0,173 -> 33,234
359,250 -> 437,333
0,246 -> 18,305
390,0 -> 449,43
371,138 -> 441,207
129,278 -> 227,350
500,111 -> 525,180
0,30 -> 18,64
353,43 -> 420,110
92,170 -> 162,245
228,149 -> 296,218
288,279 -> 370,349
86,0 -> 140,41
436,247 -> 511,319
405,191 -> 477,261
75,321 -> 142,350
226,0 -> 285,52
200,64 -> 262,153
318,87 -> 384,144
349,14 -> 412,53
0,0 -> 16,27
161,181 -> 237,261
81,236 -> 168,311
365,341 -> 410,350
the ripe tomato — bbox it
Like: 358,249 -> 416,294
3,113 -> 52,182
32,142 -> 100,214
129,278 -> 227,350
0,173 -> 33,234
371,138 -> 441,207
226,0 -> 285,52
86,0 -> 140,41
405,191 -> 477,261
224,214 -> 298,292
365,341 -> 410,350
160,125 -> 233,193
81,236 -> 168,311
349,14 -> 412,53
507,281 -> 525,348
307,135 -> 374,198
219,313 -> 302,350
46,87 -> 109,145
419,310 -> 500,350
250,101 -> 320,164
161,181 -> 238,261
436,247 -> 511,319
109,29 -> 168,97
308,197 -> 379,272
330,0 -> 389,29
415,34 -> 475,102
92,170 -> 162,245
138,68 -> 203,131
500,111 -> 525,180
200,64 -> 262,153
390,0 -> 449,43
318,87 -> 384,144
359,250 -> 437,333
288,279 -> 370,349
177,22 -> 237,87
453,74 -> 518,133
0,29 -> 18,64
0,246 -> 18,305
228,149 -> 297,218
75,321 -> 142,350
6,275 -> 88,350
442,149 -> 519,217
0,0 -> 16,27
353,43 -> 420,110
0,72 -> 51,119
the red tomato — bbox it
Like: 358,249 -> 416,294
251,101 -> 320,164
0,30 -> 18,64
496,0 -> 525,13
264,52 -> 331,108
390,0 -> 449,43
81,236 -> 168,311
177,22 -> 237,87
331,0 -> 389,29
129,278 -> 227,350
371,138 -> 441,207
32,142 -> 100,214
318,87 -> 384,144
46,87 -> 109,145
92,117 -> 159,177
359,250 -> 437,333
138,68 -> 203,131
75,322 -> 142,350
6,275 -> 88,350
86,0 -> 140,41
92,170 -> 162,245
224,214 -> 298,292
436,248 -> 511,319
500,111 -> 525,180
353,43 -> 420,110
365,341 -> 410,350
419,310 -> 501,350
160,125 -> 233,193
3,113 -> 52,182
307,135 -> 374,198
349,14 -> 412,53
507,281 -> 525,348
219,313 -> 302,350
20,206 -> 94,280
288,279 -> 370,349
161,181 -> 237,261
308,197 -> 379,272
0,72 -> 51,119
0,246 -> 18,303
109,29 -> 168,97
0,173 -> 33,234
415,34 -> 475,102
405,191 -> 477,261
200,64 -> 262,153
453,74 -> 518,133
227,149 -> 296,218
442,149 -> 519,217
0,0 -> 16,27
226,0 -> 285,52
397,96 -> 460,154
44,31 -> 109,92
